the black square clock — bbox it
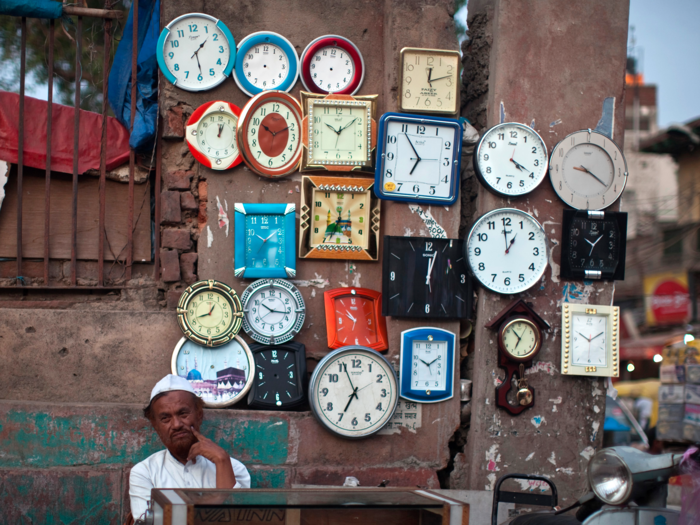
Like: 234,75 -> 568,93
247,341 -> 307,410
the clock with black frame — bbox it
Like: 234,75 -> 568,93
560,209 -> 627,281
247,341 -> 308,410
382,236 -> 472,319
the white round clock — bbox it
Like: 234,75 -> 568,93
309,346 -> 399,439
474,122 -> 548,197
156,13 -> 235,92
549,129 -> 628,210
466,208 -> 548,294
234,32 -> 300,97
241,279 -> 305,345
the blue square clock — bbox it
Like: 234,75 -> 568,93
234,203 -> 296,279
399,327 -> 456,403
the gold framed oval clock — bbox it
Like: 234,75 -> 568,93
177,279 -> 244,347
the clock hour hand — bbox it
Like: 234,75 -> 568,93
325,123 -> 340,135
573,166 -> 607,187
217,124 -> 224,138
427,67 -> 432,86
577,331 -> 592,342
261,124 -> 275,136
502,228 -> 510,252
505,234 -> 517,254
512,329 -> 523,349
190,38 -> 208,59
344,386 -> 358,412
585,235 -> 602,256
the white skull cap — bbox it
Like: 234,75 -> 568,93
150,374 -> 196,402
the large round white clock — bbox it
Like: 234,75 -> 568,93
309,346 -> 399,439
474,122 -> 548,197
156,13 -> 235,92
241,279 -> 305,345
466,208 -> 548,294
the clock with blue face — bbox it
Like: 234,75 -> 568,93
234,203 -> 296,279
399,327 -> 455,403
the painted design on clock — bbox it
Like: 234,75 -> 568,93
311,190 -> 369,249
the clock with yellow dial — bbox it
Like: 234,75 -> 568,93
177,280 -> 244,347
399,47 -> 460,115
310,187 -> 370,249
499,318 -> 541,361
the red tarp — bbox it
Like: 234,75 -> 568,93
0,90 -> 130,175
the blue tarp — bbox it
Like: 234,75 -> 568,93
108,0 -> 159,153
0,0 -> 63,19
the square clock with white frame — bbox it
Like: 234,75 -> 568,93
374,113 -> 462,206
234,203 -> 296,279
399,327 -> 455,403
561,303 -> 620,378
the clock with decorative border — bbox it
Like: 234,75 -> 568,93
560,209 -> 627,281
399,47 -> 460,115
247,341 -> 308,410
234,203 -> 296,279
300,92 -> 377,173
399,327 -> 455,403
562,303 -> 620,378
176,279 -> 243,347
324,287 -> 388,352
185,101 -> 242,170
240,279 -> 306,346
299,175 -> 380,261
299,35 -> 365,95
233,31 -> 299,97
171,335 -> 253,408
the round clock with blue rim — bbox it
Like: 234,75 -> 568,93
399,327 -> 455,403
234,31 -> 300,97
156,13 -> 235,92
374,113 -> 462,205
234,203 -> 296,279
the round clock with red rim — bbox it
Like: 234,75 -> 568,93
185,101 -> 243,170
300,35 -> 365,95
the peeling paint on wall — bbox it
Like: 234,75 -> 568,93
486,444 -> 501,471
531,415 -> 546,428
556,467 -> 574,475
547,452 -> 557,466
216,196 -> 229,237
525,452 -> 535,461
408,205 -> 447,238
591,421 -> 600,442
0,160 -> 8,212
548,239 -> 561,283
290,274 -> 330,289
526,362 -> 558,376
486,472 -> 497,491
206,225 -> 214,248
580,446 -> 595,460
549,397 -> 563,412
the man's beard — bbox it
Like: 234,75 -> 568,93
165,430 -> 197,458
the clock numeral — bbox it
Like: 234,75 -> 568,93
352,359 -> 362,368
510,131 -> 518,138
387,135 -> 397,144
477,233 -> 488,241
519,274 -> 525,282
413,184 -> 420,193
429,186 -> 436,195
445,141 -> 452,150
474,247 -> 481,256
351,417 -> 358,426
376,403 -> 383,411
529,232 -> 535,240
321,388 -> 328,397
416,125 -> 426,135
326,402 -> 333,411
364,413 -> 371,422
491,274 -> 497,282
478,263 -> 485,271
390,271 -> 395,281
387,152 -> 395,160
460,274 -> 466,284
504,277 -> 511,286
425,304 -> 430,313
385,169 -> 393,179
376,374 -> 383,383
174,64 -> 180,71
529,263 -> 535,271
488,141 -> 497,149
381,389 -> 387,397
443,158 -> 450,166
533,247 -> 540,256
170,40 -> 179,48
327,374 -> 339,382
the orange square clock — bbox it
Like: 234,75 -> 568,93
323,287 -> 388,352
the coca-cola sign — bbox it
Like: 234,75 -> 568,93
644,273 -> 690,326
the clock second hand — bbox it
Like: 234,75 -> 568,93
505,234 -> 517,254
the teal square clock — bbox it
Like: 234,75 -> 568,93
234,203 -> 296,279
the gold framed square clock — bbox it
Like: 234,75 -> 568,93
399,47 -> 460,115
300,92 -> 377,173
561,303 -> 620,378
299,175 -> 380,261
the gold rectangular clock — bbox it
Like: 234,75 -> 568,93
300,91 -> 377,173
561,303 -> 620,377
299,175 -> 380,261
399,47 -> 460,115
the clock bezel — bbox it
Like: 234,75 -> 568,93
247,341 -> 308,410
233,31 -> 299,97
176,279 -> 243,347
398,47 -> 461,115
298,175 -> 381,261
374,112 -> 463,205
156,13 -> 235,92
560,209 -> 628,281
185,101 -> 243,170
234,202 -> 296,279
497,317 -> 542,362
170,335 -> 254,408
399,327 -> 456,403
323,287 -> 388,352
240,278 -> 306,346
299,35 -> 365,95
561,303 -> 620,378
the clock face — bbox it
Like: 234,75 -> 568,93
158,14 -> 234,92
245,214 -> 286,271
241,279 -> 305,345
549,130 -> 628,210
400,48 -> 460,114
411,339 -> 447,391
383,237 -> 472,319
238,92 -> 303,178
310,188 -> 370,249
307,100 -> 371,166
571,314 -> 607,366
171,336 -> 253,408
466,208 -> 548,295
300,36 -> 365,95
250,344 -> 305,408
333,295 -> 378,347
180,287 -> 241,346
501,319 -> 539,360
234,32 -> 299,96
376,114 -> 461,205
185,102 -> 242,170
309,346 -> 398,438
567,216 -> 620,275
474,122 -> 548,197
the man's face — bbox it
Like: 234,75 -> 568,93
150,391 -> 203,459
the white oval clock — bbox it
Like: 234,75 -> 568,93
466,208 -> 548,294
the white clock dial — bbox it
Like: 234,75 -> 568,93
309,346 -> 398,438
412,340 -> 447,390
501,319 -> 539,360
309,102 -> 367,164
466,208 -> 548,294
310,46 -> 355,92
196,110 -> 238,160
475,122 -> 548,196
241,279 -> 305,345
160,14 -> 232,92
241,43 -> 288,90
572,314 -> 607,366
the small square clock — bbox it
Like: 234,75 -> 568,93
399,47 -> 461,115
561,303 -> 620,378
323,287 -> 388,352
247,341 -> 308,410
234,203 -> 296,279
299,175 -> 380,261
400,327 -> 455,403
300,91 -> 377,173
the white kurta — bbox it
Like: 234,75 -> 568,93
129,449 -> 251,520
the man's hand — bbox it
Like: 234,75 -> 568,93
188,427 -> 237,488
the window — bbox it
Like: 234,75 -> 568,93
663,228 -> 683,257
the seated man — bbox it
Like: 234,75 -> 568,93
129,375 -> 250,520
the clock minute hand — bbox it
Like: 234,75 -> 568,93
590,331 -> 605,341
585,235 -> 602,256
573,165 -> 607,187
429,74 -> 451,83
338,118 -> 358,134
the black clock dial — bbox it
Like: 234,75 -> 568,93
248,342 -> 307,409
561,210 -> 627,281
382,236 -> 472,319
